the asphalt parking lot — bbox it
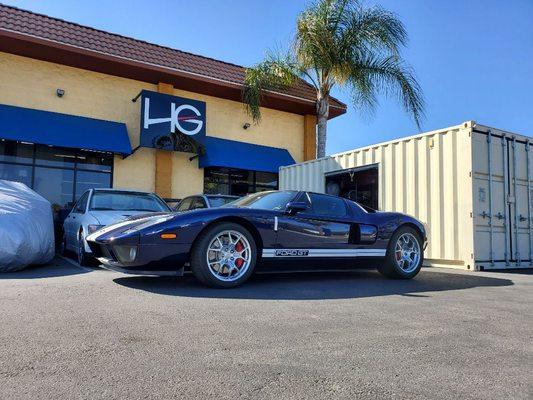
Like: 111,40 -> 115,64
0,258 -> 531,400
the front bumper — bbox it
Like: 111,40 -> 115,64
98,258 -> 184,276
87,240 -> 191,275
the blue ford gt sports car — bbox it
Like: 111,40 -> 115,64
86,190 -> 427,288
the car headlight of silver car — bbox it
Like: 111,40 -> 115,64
113,245 -> 137,263
87,224 -> 105,234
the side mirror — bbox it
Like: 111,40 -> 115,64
285,201 -> 308,215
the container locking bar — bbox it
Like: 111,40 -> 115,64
501,136 -> 510,265
487,130 -> 494,264
511,137 -> 521,264
526,139 -> 532,263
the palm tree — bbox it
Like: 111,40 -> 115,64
242,0 -> 424,158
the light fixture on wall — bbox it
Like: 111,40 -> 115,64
56,88 -> 65,98
243,122 -> 251,130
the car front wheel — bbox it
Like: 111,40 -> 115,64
190,222 -> 257,288
77,233 -> 92,267
378,226 -> 423,279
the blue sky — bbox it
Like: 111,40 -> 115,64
4,0 -> 533,154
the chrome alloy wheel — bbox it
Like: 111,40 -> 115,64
206,230 -> 252,282
394,232 -> 421,273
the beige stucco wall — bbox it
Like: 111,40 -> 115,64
0,51 -> 305,198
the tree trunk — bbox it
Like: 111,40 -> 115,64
316,95 -> 330,158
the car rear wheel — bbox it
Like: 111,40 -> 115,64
190,222 -> 257,288
378,226 -> 423,279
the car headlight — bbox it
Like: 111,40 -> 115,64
113,245 -> 137,263
88,224 -> 105,234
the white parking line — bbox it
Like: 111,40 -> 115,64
58,255 -> 94,272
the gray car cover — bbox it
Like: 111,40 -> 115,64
0,180 -> 55,271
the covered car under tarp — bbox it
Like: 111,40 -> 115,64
0,180 -> 55,271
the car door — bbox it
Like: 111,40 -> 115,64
65,191 -> 90,248
276,192 -> 355,249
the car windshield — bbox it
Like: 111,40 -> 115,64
89,191 -> 170,212
225,191 -> 297,211
208,196 -> 239,208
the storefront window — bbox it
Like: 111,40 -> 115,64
0,139 -> 113,210
76,150 -> 113,172
0,163 -> 32,187
0,140 -> 33,163
75,170 -> 112,199
204,168 -> 230,195
204,167 -> 279,196
35,146 -> 77,168
255,171 -> 278,191
33,167 -> 74,209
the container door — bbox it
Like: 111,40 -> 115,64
473,130 -> 509,266
508,137 -> 532,266
473,131 -> 532,268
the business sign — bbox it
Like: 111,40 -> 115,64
139,90 -> 206,152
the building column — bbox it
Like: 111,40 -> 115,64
304,114 -> 317,161
154,82 -> 174,198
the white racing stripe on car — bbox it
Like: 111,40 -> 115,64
262,249 -> 386,258
85,218 -> 147,242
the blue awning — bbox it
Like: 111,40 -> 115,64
0,104 -> 132,155
199,136 -> 295,173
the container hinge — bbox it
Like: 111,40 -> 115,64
495,212 -> 504,220
519,214 -> 527,222
480,211 -> 491,219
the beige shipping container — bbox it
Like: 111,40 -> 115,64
280,121 -> 532,270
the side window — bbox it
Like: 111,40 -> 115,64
306,193 -> 348,218
191,197 -> 207,210
176,197 -> 193,212
73,192 -> 89,214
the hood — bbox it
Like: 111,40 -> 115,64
86,213 -> 176,243
88,210 -> 153,226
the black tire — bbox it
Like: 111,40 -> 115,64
77,232 -> 92,267
190,222 -> 257,288
378,226 -> 423,279
59,233 -> 67,256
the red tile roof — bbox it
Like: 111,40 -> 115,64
0,4 -> 346,117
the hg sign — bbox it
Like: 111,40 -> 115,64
139,90 -> 206,151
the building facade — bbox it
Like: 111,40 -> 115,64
0,4 -> 346,211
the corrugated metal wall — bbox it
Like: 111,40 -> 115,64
280,122 -> 476,268
280,121 -> 533,269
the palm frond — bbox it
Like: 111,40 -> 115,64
349,54 -> 425,128
242,53 -> 300,123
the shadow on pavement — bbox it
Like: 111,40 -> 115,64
113,269 -> 514,300
0,256 -> 91,279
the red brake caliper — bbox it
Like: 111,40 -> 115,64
235,241 -> 244,268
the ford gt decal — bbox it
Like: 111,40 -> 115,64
263,249 -> 386,258
274,249 -> 310,257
